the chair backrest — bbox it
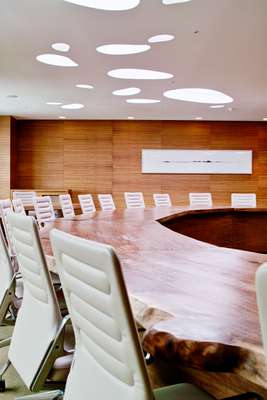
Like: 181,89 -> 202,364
0,226 -> 14,306
13,191 -> 36,205
153,193 -> 172,207
231,193 -> 257,208
59,194 -> 75,218
7,213 -> 62,389
189,193 -> 213,208
98,194 -> 116,211
78,194 -> 96,214
50,229 -> 153,400
34,196 -> 56,226
124,192 -> 145,209
12,198 -> 26,215
0,199 -> 16,256
256,262 -> 267,364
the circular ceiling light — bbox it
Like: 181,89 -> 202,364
108,68 -> 173,80
36,54 -> 78,67
210,104 -> 225,109
51,43 -> 70,52
59,116 -> 66,119
113,87 -> 141,96
195,117 -> 203,120
64,0 -> 140,10
164,88 -> 233,104
46,102 -> 62,105
128,116 -> 135,119
263,118 -> 267,121
162,0 -> 192,4
61,103 -> 84,109
126,98 -> 160,104
76,84 -> 94,89
148,34 -> 175,43
97,44 -> 150,55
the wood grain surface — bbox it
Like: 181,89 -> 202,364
39,207 -> 267,398
13,120 -> 267,208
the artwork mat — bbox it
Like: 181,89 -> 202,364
141,149 -> 252,174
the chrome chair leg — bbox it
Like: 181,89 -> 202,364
15,390 -> 64,400
0,337 -> 11,349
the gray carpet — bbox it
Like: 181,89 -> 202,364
0,326 -> 30,399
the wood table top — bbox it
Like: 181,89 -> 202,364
39,207 -> 267,395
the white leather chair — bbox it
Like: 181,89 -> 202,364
0,199 -> 16,257
12,198 -> 26,215
16,233 -> 262,400
231,193 -> 257,208
0,213 -> 74,394
189,193 -> 213,208
153,193 -> 172,207
13,191 -> 37,206
59,195 -> 75,218
0,226 -> 22,335
78,194 -> 96,214
34,196 -> 56,227
124,192 -> 145,209
98,194 -> 116,211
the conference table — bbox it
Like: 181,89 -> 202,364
39,207 -> 267,398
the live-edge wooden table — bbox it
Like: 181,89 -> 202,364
39,207 -> 267,399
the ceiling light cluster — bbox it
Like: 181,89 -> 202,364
113,87 -> 141,96
148,34 -> 175,43
127,99 -> 160,104
61,103 -> 84,109
64,0 -> 140,10
162,0 -> 192,4
51,43 -> 70,52
108,68 -> 173,80
36,54 -> 78,67
164,88 -> 233,104
97,44 -> 150,55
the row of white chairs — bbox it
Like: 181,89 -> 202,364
12,191 -> 258,216
0,211 -> 264,400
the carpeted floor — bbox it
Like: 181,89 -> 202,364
0,326 -> 30,399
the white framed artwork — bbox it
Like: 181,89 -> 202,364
141,149 -> 252,174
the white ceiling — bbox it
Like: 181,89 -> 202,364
0,0 -> 267,121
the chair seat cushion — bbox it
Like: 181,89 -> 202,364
154,383 -> 214,400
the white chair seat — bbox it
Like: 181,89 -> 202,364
154,383 -> 213,400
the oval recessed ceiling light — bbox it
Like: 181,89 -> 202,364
51,43 -> 70,52
61,103 -> 84,109
163,0 -> 192,4
59,116 -> 66,119
128,116 -> 135,119
64,0 -> 140,10
210,104 -> 225,109
46,102 -> 62,105
113,87 -> 141,96
263,118 -> 267,121
108,68 -> 173,80
96,44 -> 150,55
76,84 -> 94,89
148,34 -> 175,43
195,117 -> 203,120
36,54 -> 78,67
126,98 -> 160,104
164,88 -> 233,104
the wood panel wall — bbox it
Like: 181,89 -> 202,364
14,120 -> 267,208
0,116 -> 15,198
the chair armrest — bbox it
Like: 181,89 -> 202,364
223,393 -> 263,400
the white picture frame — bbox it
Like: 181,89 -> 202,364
141,149 -> 252,174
